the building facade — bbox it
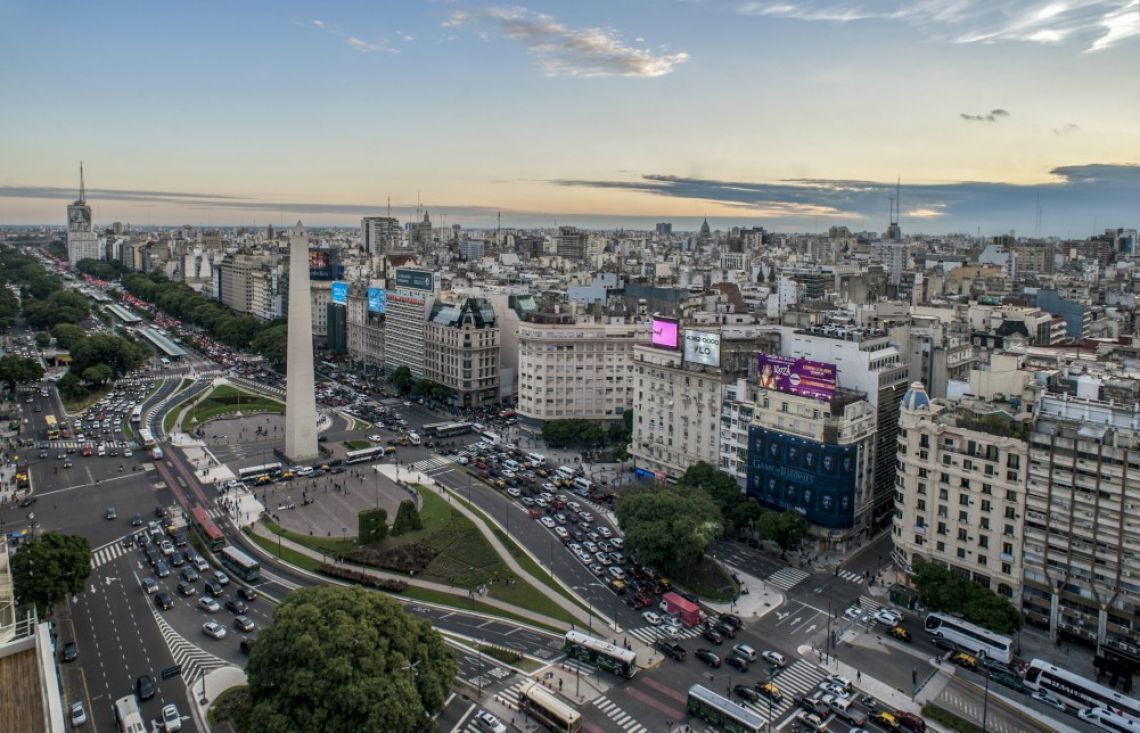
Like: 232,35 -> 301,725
424,298 -> 501,409
556,226 -> 587,260
346,288 -> 385,369
383,268 -> 437,379
361,216 -> 401,256
66,167 -> 100,266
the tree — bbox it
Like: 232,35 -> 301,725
390,500 -> 423,536
390,366 -> 414,396
58,372 -> 86,400
246,586 -> 456,733
358,508 -> 388,545
81,364 -> 114,386
0,356 -> 45,392
11,533 -> 92,615
34,331 -> 50,347
22,289 -> 90,329
616,484 -> 722,574
911,557 -> 1021,634
68,333 -> 150,378
0,287 -> 19,328
678,462 -> 743,518
251,323 -> 287,370
775,509 -> 808,551
51,323 -> 86,350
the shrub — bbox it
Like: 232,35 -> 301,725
317,564 -> 408,592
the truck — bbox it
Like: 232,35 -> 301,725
660,591 -> 702,627
152,446 -> 164,460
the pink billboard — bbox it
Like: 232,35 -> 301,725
757,354 -> 837,401
651,318 -> 680,349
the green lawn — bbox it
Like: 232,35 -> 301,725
260,516 -> 357,556
181,384 -> 284,431
246,529 -> 322,571
344,439 -> 371,450
676,555 -> 739,602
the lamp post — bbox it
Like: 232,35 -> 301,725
981,668 -> 992,732
765,666 -> 785,733
703,670 -> 734,699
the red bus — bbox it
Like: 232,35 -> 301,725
190,506 -> 225,551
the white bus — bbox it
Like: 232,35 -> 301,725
1025,659 -> 1140,720
130,405 -> 143,424
113,694 -> 146,733
237,462 -> 283,480
563,630 -> 638,678
136,428 -> 155,449
923,612 -> 1013,664
1080,707 -> 1140,732
518,681 -> 581,732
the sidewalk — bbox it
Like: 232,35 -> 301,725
192,666 -> 247,731
703,559 -> 785,621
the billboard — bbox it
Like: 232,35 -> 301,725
367,287 -> 387,314
651,317 -> 680,349
330,281 -> 348,305
395,268 -> 434,291
683,330 -> 721,367
745,426 -> 857,529
757,354 -> 837,401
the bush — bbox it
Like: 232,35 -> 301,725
347,543 -> 436,574
317,564 -> 408,592
478,643 -> 523,664
358,508 -> 388,545
390,500 -> 423,536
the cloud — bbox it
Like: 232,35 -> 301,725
309,18 -> 399,54
961,108 -> 1010,122
444,7 -> 689,77
1054,122 -> 1081,134
397,30 -> 415,42
736,1 -> 1140,53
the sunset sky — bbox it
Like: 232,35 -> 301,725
2,0 -> 1138,235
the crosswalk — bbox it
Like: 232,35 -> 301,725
766,567 -> 810,591
836,568 -> 864,583
492,679 -> 528,712
92,541 -> 132,569
592,695 -> 649,733
411,456 -> 453,472
150,605 -> 229,685
626,624 -> 702,646
39,439 -> 134,450
736,659 -> 827,724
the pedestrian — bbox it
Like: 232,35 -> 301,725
857,670 -> 861,682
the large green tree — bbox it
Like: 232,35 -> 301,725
911,557 -> 1021,634
616,484 -> 722,573
0,356 -> 45,392
0,287 -> 19,328
679,462 -> 743,516
11,533 -> 92,615
251,323 -> 287,370
68,333 -> 150,378
390,366 -> 414,396
358,508 -> 388,545
246,586 -> 456,733
22,289 -> 90,329
51,323 -> 87,350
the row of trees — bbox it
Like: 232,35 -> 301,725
389,366 -> 452,402
911,557 -> 1022,634
540,414 -> 633,451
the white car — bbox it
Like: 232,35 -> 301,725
202,621 -> 227,639
642,611 -> 663,625
843,606 -> 863,621
69,700 -> 87,728
457,456 -> 470,465
474,710 -> 507,733
162,703 -> 183,731
663,623 -> 683,638
874,609 -> 903,626
368,434 -> 382,441
1031,690 -> 1066,711
597,526 -> 613,538
824,674 -> 853,693
540,516 -> 556,529
818,680 -> 848,696
611,537 -> 624,549
506,487 -> 521,498
761,650 -> 787,667
198,596 -> 221,613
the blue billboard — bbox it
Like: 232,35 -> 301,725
331,281 -> 348,305
745,426 -> 857,529
367,287 -> 387,314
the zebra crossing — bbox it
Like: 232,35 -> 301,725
592,695 -> 649,733
91,540 -> 132,569
39,439 -> 133,450
736,659 -> 827,724
150,605 -> 229,685
766,567 -> 810,591
626,624 -> 702,646
411,456 -> 452,472
491,679 -> 528,711
836,568 -> 864,583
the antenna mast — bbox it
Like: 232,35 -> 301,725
79,161 -> 86,203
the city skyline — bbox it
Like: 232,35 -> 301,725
2,0 -> 1138,234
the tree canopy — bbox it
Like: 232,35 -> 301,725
11,533 -> 92,615
390,500 -> 423,536
358,508 -> 388,545
69,333 -> 150,378
911,557 -> 1021,634
246,586 -> 456,733
0,356 -> 45,392
51,323 -> 87,350
616,484 -> 722,574
22,289 -> 90,329
541,418 -> 606,448
76,258 -> 127,281
0,287 -> 19,328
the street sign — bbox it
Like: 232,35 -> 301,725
161,664 -> 183,680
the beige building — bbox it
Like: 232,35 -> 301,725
424,297 -> 500,409
517,321 -> 648,427
346,287 -> 384,369
215,252 -> 282,321
892,383 -> 1028,602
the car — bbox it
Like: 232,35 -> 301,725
734,684 -> 762,703
62,460 -> 73,468
170,550 -> 185,567
590,564 -> 605,576
695,648 -> 721,668
887,625 -> 912,642
654,639 -> 687,660
873,711 -> 900,729
204,578 -> 224,595
726,654 -> 749,672
819,680 -> 849,697
198,596 -> 221,613
239,639 -> 254,655
874,609 -> 903,627
762,650 -> 787,667
844,606 -> 864,621
202,621 -> 227,639
540,516 -> 556,529
757,680 -> 783,702
159,540 -> 174,556
702,627 -> 724,645
474,710 -> 508,733
212,570 -> 231,586
824,674 -> 854,693
719,613 -> 743,630
59,640 -> 78,662
123,449 -> 133,457
176,580 -> 197,597
225,598 -> 249,614
595,552 -> 612,566
238,586 -> 257,602
642,611 -> 663,625
156,560 -> 172,578
368,434 -> 383,441
1030,690 -> 1065,711
69,700 -> 87,728
180,566 -> 199,582
608,566 -> 626,581
191,553 -> 209,571
136,674 -> 156,700
663,623 -> 684,638
951,652 -> 978,670
233,614 -> 256,632
162,703 -> 183,731
141,577 -> 159,594
130,513 -> 143,527
154,591 -> 174,610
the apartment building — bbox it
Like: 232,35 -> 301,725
517,321 -> 648,426
361,216 -> 401,256
346,287 -> 384,369
215,252 -> 282,321
383,268 -> 438,379
892,382 -> 1028,602
423,297 -> 500,409
1023,394 -> 1140,660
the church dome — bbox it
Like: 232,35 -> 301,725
901,381 -> 931,411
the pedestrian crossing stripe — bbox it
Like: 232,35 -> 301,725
411,456 -> 452,472
592,696 -> 648,733
626,625 -> 701,645
837,569 -> 864,583
734,659 -> 827,723
92,542 -> 131,569
858,594 -> 884,612
39,440 -> 133,450
493,680 -> 528,711
766,567 -> 810,591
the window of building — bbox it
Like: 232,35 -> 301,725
978,555 -> 988,566
937,521 -> 948,535
958,510 -> 969,523
957,548 -> 967,559
979,535 -> 989,548
957,528 -> 968,541
981,499 -> 991,512
937,541 -> 945,552
1007,454 -> 1020,469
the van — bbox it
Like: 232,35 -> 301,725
408,432 -> 421,446
503,459 -> 520,472
896,712 -> 927,733
557,465 -> 576,479
526,452 -> 546,466
573,477 -> 593,493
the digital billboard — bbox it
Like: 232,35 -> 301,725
683,330 -> 721,367
757,354 -> 837,401
650,317 -> 680,349
330,281 -> 348,305
395,268 -> 434,291
745,426 -> 857,529
367,287 -> 387,314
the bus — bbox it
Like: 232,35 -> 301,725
345,446 -> 386,464
923,612 -> 1013,664
44,414 -> 60,440
1080,707 -> 1140,732
423,422 -> 473,439
190,506 -> 226,552
219,545 -> 261,582
563,630 -> 638,679
1025,659 -> 1140,721
136,428 -> 156,449
112,694 -> 146,733
237,462 -> 283,481
686,684 -> 765,733
517,681 -> 581,732
130,405 -> 143,424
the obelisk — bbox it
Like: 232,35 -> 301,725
284,221 -> 318,463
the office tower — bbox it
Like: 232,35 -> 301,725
384,267 -> 437,379
284,222 -> 319,463
556,226 -> 587,260
66,163 -> 100,266
362,216 -> 401,256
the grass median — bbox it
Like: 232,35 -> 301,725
181,384 -> 283,432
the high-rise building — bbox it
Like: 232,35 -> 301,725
423,298 -> 500,409
556,226 -> 587,260
283,222 -> 319,463
66,163 -> 100,266
361,216 -> 401,256
215,252 -> 282,320
384,267 -> 437,379
655,223 -> 672,236
346,286 -> 385,370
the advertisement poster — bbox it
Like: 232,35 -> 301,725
757,354 -> 837,401
395,268 -> 434,291
330,281 -> 348,305
682,330 -> 721,367
651,317 -> 680,349
745,426 -> 857,529
367,287 -> 387,314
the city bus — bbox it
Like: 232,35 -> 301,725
112,694 -> 146,733
563,630 -> 638,679
423,422 -> 473,439
345,446 -> 386,464
190,506 -> 226,552
136,428 -> 156,449
219,545 -> 261,582
517,681 -> 581,732
1025,659 -> 1140,721
923,612 -> 1013,664
130,405 -> 143,424
1080,706 -> 1140,732
237,462 -> 283,481
44,414 -> 59,440
686,684 -> 765,733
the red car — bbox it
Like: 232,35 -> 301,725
80,446 -> 93,457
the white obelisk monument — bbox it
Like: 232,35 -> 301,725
284,221 -> 319,463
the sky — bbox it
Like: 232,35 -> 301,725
1,0 -> 1139,236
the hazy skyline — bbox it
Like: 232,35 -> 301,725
2,0 -> 1138,235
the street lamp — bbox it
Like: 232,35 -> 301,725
703,670 -> 734,699
981,668 -> 992,732
765,666 -> 785,733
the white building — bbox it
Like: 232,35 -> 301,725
66,166 -> 100,266
384,268 -> 438,379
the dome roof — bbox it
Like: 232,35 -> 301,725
901,381 -> 931,412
